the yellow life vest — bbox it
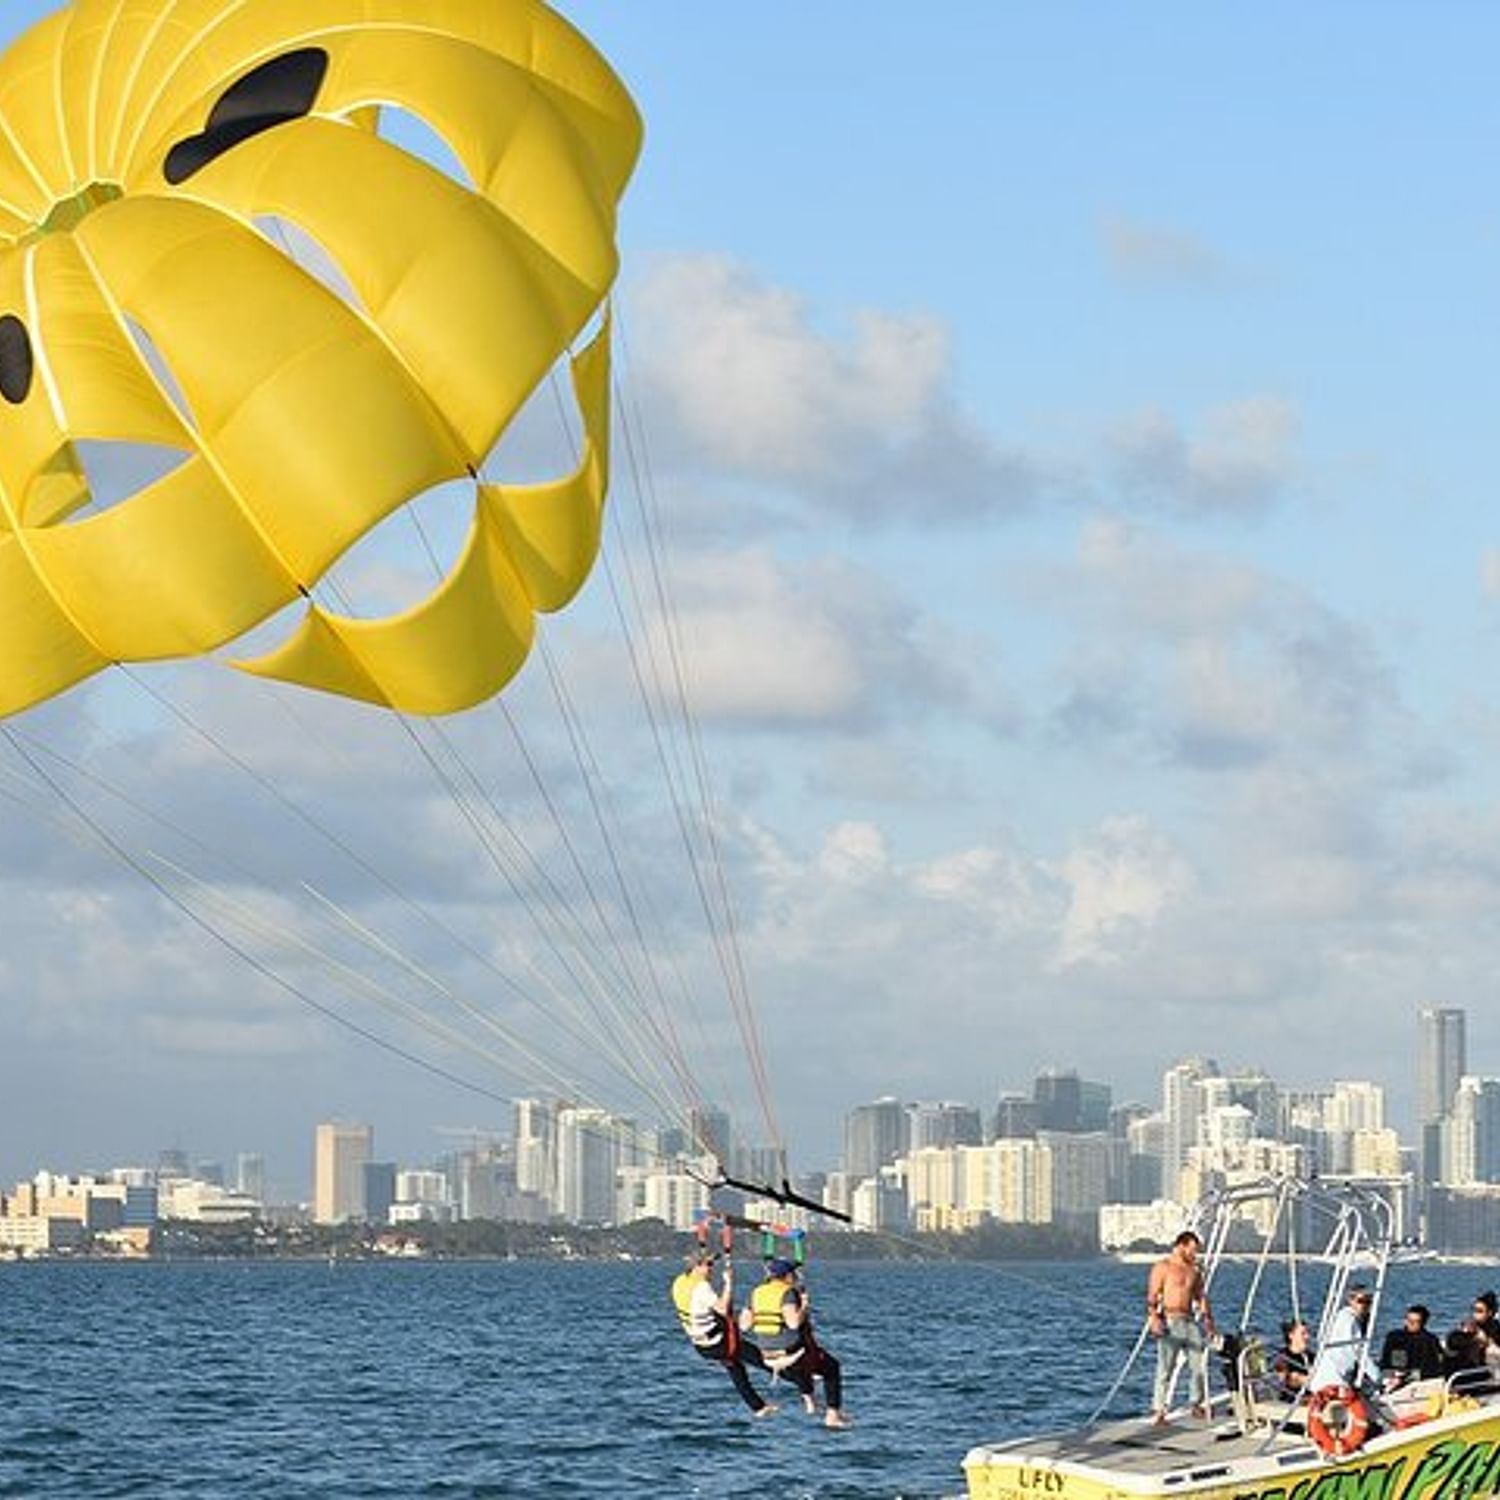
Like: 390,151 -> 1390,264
672,1271 -> 722,1347
750,1279 -> 799,1353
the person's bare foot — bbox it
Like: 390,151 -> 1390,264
754,1403 -> 780,1419
825,1410 -> 851,1429
1151,1411 -> 1169,1426
1191,1405 -> 1210,1420
802,1395 -> 818,1415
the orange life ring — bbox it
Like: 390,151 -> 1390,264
1307,1384 -> 1371,1457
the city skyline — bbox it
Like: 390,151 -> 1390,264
11,1008 -> 1494,1204
5,4 -> 1500,1197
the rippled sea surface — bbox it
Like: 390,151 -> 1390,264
1,1257 -> 1495,1498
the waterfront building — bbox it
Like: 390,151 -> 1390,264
363,1161 -> 397,1226
955,1139 -> 1053,1225
992,1093 -> 1038,1140
734,1142 -> 786,1186
512,1099 -> 556,1205
1221,1070 -> 1279,1138
905,1145 -> 962,1227
1349,1128 -> 1403,1179
1162,1058 -> 1219,1202
851,1166 -> 906,1232
396,1168 -> 448,1206
1034,1069 -> 1084,1132
1038,1130 -> 1110,1232
640,1170 -> 710,1230
0,1215 -> 85,1252
313,1122 -> 373,1225
236,1154 -> 266,1202
822,1170 -> 853,1221
908,1101 -> 983,1151
1418,1007 -> 1466,1188
844,1096 -> 909,1183
555,1106 -> 618,1225
1428,1183 -> 1500,1252
1079,1080 -> 1113,1134
1099,1199 -> 1190,1252
1443,1076 -> 1500,1185
688,1104 -> 732,1165
159,1179 -> 259,1222
157,1148 -> 190,1179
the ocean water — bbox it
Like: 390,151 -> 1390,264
1,1256 -> 1495,1498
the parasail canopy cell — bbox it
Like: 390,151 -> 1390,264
0,0 -> 641,719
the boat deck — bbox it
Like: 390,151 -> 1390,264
989,1410 -> 1316,1478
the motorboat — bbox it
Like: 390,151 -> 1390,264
965,1176 -> 1500,1500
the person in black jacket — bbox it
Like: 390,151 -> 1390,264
1379,1304 -> 1445,1387
1272,1319 -> 1313,1398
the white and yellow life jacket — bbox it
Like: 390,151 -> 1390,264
671,1271 -> 723,1348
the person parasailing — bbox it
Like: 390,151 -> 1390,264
741,1254 -> 851,1429
670,1220 -> 777,1418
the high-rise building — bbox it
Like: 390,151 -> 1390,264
993,1094 -> 1038,1140
688,1105 -> 732,1165
909,1102 -> 983,1151
1419,1008 -> 1466,1124
314,1122 -> 373,1224
1033,1069 -> 1084,1132
513,1099 -> 556,1205
157,1147 -> 189,1180
1419,1007 -> 1466,1188
235,1153 -> 266,1202
555,1107 -> 618,1224
1079,1081 -> 1113,1134
844,1097 -> 910,1182
1444,1077 -> 1500,1186
363,1161 -> 397,1226
1163,1058 -> 1219,1202
1038,1130 -> 1111,1233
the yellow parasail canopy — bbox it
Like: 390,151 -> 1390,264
0,0 -> 641,717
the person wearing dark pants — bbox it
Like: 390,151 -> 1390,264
672,1249 -> 778,1417
742,1258 -> 851,1429
694,1333 -> 774,1412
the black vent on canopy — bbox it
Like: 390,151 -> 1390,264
0,315 -> 33,404
164,48 -> 330,185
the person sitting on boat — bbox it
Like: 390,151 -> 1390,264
1379,1304 -> 1444,1388
1308,1285 -> 1384,1420
1473,1291 -> 1500,1342
1443,1319 -> 1489,1389
740,1258 -> 851,1429
1272,1319 -> 1313,1398
1145,1230 -> 1215,1424
671,1248 -> 777,1418
1451,1290 -> 1500,1387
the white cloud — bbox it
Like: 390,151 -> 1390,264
1111,396 -> 1300,515
1100,213 -> 1230,287
628,252 -> 1045,524
1049,815 -> 1195,968
1034,519 -> 1401,771
1481,548 -> 1500,599
637,547 -> 1011,732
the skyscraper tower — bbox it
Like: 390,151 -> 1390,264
1418,1008 -> 1466,1123
844,1097 -> 910,1183
314,1122 -> 373,1224
1162,1057 -> 1219,1203
1418,1007 -> 1466,1187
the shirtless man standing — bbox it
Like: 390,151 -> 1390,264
1146,1230 -> 1215,1423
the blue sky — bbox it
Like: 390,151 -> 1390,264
1,1 -> 1499,1192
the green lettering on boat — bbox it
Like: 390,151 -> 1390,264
1400,1441 -> 1464,1500
1431,1442 -> 1494,1500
